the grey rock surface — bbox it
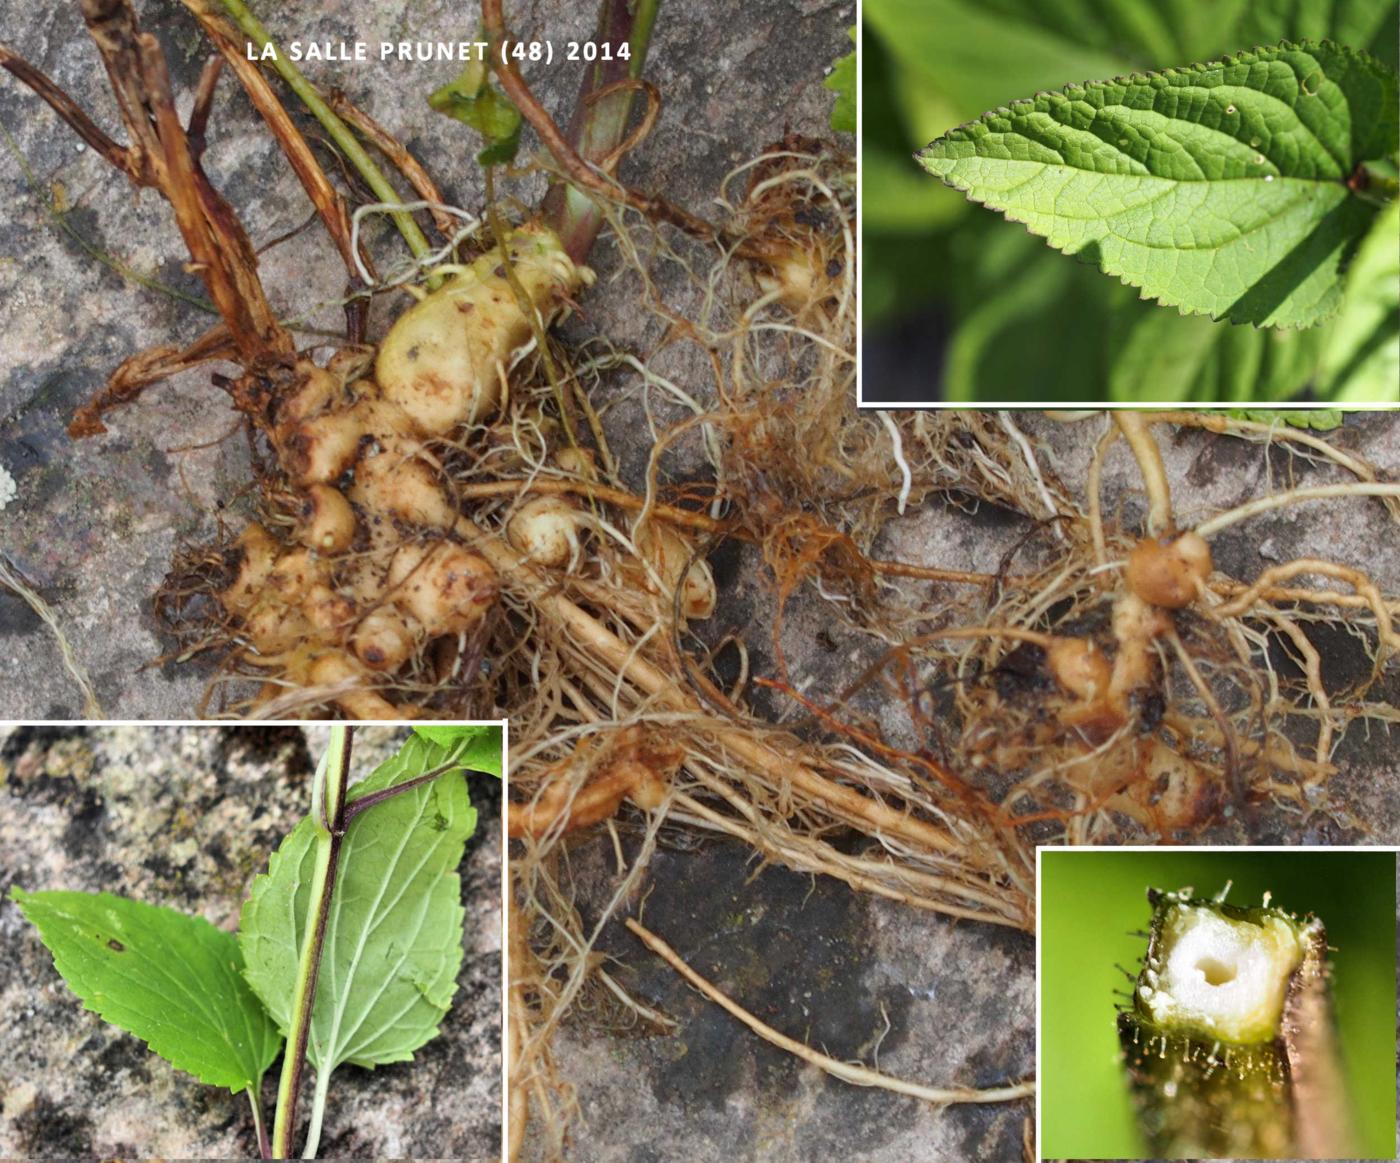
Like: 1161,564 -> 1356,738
0,0 -> 852,717
544,836 -> 1032,1163
0,724 -> 502,1159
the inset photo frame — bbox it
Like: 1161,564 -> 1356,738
859,6 -> 1400,407
1037,846 -> 1397,1160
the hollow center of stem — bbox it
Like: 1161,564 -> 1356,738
1196,955 -> 1236,986
1142,902 -> 1301,1043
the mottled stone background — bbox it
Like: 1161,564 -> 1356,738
0,724 -> 502,1158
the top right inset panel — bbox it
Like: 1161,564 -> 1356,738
860,0 -> 1400,407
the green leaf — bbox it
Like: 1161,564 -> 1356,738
413,723 -> 503,778
429,63 -> 523,166
1228,408 -> 1346,429
239,735 -> 477,1071
11,887 -> 280,1093
825,28 -> 856,134
1317,199 -> 1400,401
917,40 -> 1399,328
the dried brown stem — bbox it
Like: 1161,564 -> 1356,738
326,89 -> 457,241
77,0 -> 291,369
70,324 -> 239,437
178,0 -> 364,282
865,558 -> 1011,585
187,54 -> 223,158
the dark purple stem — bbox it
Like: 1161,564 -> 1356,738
542,0 -> 660,263
341,760 -> 464,824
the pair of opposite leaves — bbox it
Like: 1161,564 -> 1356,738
12,729 -> 500,1094
918,40 -> 1399,330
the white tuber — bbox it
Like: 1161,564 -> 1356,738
506,495 -> 582,568
375,224 -> 586,433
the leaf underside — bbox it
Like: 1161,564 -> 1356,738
11,888 -> 281,1093
239,735 -> 478,1072
413,723 -> 504,778
918,40 -> 1399,328
826,27 -> 857,134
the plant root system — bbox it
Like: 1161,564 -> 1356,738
5,6 -> 1398,1158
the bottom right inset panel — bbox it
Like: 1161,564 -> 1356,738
1039,846 -> 1397,1160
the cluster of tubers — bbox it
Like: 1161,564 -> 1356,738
969,530 -> 1221,831
1042,531 -> 1212,729
214,223 -> 714,716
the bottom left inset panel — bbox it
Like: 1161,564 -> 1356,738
0,722 -> 502,1159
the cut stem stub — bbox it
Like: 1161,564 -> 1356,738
1118,887 -> 1349,1160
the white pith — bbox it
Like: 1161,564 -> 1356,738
1140,904 -> 1301,1043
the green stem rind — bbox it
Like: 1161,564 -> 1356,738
215,0 -> 431,260
1119,1009 -> 1295,1157
270,726 -> 352,1159
269,831 -> 333,1157
340,758 -> 462,823
315,724 -> 349,832
303,1063 -> 334,1159
248,1082 -> 271,1159
1356,174 -> 1400,206
1119,888 -> 1347,1159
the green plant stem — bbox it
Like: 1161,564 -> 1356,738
540,0 -> 661,262
248,1084 -> 271,1159
270,726 -> 353,1159
300,750 -> 466,1156
1351,173 -> 1398,207
215,0 -> 430,262
305,1065 -> 333,1159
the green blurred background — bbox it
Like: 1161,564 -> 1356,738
861,0 -> 1400,404
1040,848 -> 1396,1159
